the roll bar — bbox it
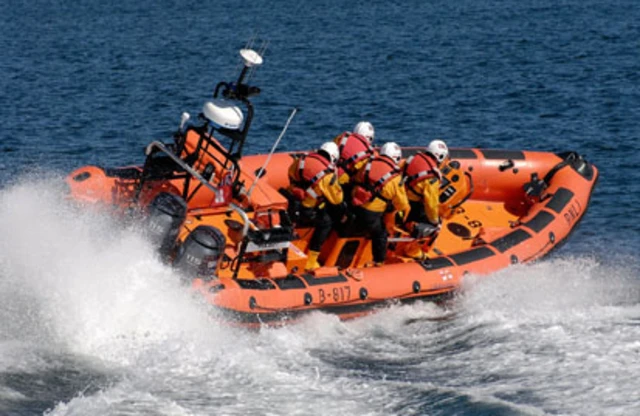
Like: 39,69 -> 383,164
143,141 -> 250,238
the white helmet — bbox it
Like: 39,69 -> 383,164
380,142 -> 402,164
319,141 -> 339,165
427,139 -> 449,164
353,121 -> 375,142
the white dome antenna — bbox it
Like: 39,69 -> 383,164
202,99 -> 244,130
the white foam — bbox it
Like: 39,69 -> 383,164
1,178 -> 639,415
0,179 -> 234,362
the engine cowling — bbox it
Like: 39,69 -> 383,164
173,226 -> 226,281
144,192 -> 187,259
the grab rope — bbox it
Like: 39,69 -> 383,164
249,283 -> 457,313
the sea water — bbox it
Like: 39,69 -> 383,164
1,0 -> 639,414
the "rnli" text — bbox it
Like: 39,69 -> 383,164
564,199 -> 582,225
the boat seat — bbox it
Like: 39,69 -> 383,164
141,149 -> 188,180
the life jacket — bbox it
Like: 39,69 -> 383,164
402,152 -> 442,197
438,160 -> 472,218
336,132 -> 374,176
351,156 -> 400,206
289,152 -> 335,202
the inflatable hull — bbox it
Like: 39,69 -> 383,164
63,50 -> 600,327
179,149 -> 596,328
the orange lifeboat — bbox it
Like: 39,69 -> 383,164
184,148 -> 597,327
65,48 -> 599,328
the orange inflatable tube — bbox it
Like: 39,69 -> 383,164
179,148 -> 598,328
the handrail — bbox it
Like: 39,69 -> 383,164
144,141 -> 250,239
228,202 -> 251,238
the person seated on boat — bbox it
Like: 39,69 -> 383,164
402,139 -> 449,260
353,120 -> 376,142
327,121 -> 377,228
351,142 -> 410,266
332,121 -> 376,186
287,141 -> 344,271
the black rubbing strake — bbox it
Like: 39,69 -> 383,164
491,229 -> 533,253
450,246 -> 495,266
300,273 -> 348,286
545,188 -> 575,213
236,279 -> 276,290
523,211 -> 555,233
420,257 -> 454,271
480,149 -> 525,160
274,276 -> 307,290
450,149 -> 478,159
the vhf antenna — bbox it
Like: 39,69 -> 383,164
247,40 -> 269,83
236,48 -> 263,87
232,37 -> 256,75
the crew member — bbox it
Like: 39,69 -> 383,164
351,142 -> 410,266
402,139 -> 449,260
353,120 -> 375,142
288,141 -> 343,270
333,121 -> 376,185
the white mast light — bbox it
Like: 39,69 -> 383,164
179,112 -> 190,131
239,49 -> 263,67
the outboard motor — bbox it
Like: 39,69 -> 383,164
173,225 -> 226,281
144,192 -> 188,259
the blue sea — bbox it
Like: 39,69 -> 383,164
1,0 -> 639,414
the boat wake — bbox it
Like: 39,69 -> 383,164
1,178 -> 638,415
